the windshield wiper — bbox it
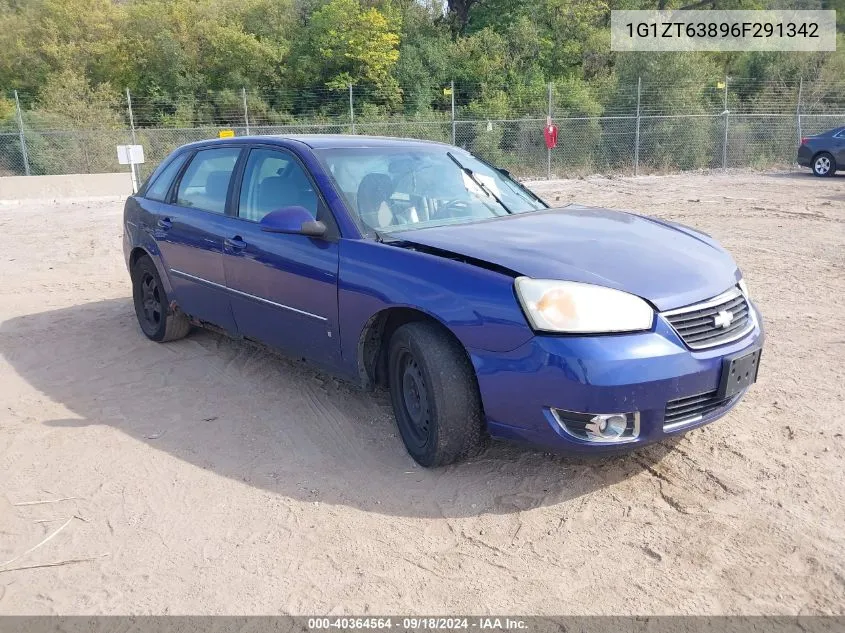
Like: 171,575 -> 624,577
373,228 -> 399,243
446,152 -> 512,215
497,168 -> 548,208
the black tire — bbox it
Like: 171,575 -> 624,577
131,255 -> 191,342
387,321 -> 486,467
812,152 -> 836,177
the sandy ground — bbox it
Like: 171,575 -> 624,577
0,170 -> 843,615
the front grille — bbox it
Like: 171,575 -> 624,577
662,287 -> 753,350
664,390 -> 733,429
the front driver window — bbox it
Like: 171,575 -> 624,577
239,148 -> 318,222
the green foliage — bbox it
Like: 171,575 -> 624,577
2,0 -> 842,122
0,0 -> 117,97
293,0 -> 401,103
393,3 -> 452,114
0,96 -> 15,124
22,70 -> 126,174
34,70 -> 123,129
0,0 -> 842,175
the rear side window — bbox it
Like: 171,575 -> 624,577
176,147 -> 241,214
144,152 -> 188,202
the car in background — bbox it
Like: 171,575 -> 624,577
797,126 -> 845,176
123,135 -> 764,467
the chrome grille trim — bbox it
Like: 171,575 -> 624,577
663,389 -> 739,431
661,286 -> 755,350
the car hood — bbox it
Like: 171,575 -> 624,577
389,205 -> 740,312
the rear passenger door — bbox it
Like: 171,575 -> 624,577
154,146 -> 242,332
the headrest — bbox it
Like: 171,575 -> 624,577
205,170 -> 231,201
356,173 -> 393,215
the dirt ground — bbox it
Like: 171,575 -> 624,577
0,170 -> 843,615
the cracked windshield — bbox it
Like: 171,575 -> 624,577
316,147 -> 547,234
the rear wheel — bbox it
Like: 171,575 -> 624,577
812,152 -> 836,177
387,321 -> 486,467
131,255 -> 191,342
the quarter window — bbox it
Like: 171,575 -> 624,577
144,152 -> 188,202
176,147 -> 241,214
238,148 -> 318,222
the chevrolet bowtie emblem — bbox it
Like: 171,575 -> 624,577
713,310 -> 733,329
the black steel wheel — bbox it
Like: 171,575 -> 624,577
139,271 -> 163,332
387,321 -> 486,467
397,351 -> 433,449
131,255 -> 191,342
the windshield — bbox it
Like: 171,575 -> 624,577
314,146 -> 547,235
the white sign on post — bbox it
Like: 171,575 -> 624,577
117,144 -> 145,165
117,144 -> 145,193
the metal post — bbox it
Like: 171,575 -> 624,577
242,87 -> 250,135
450,80 -> 456,145
796,78 -> 803,160
126,88 -> 137,145
722,76 -> 729,170
13,90 -> 30,176
634,77 -> 641,176
126,88 -> 138,192
349,84 -> 355,134
547,82 -> 553,180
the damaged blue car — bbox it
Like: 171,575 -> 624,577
123,135 -> 764,466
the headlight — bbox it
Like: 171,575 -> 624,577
514,277 -> 654,333
738,278 -> 749,296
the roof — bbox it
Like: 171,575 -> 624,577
280,134 -> 451,149
180,134 -> 452,151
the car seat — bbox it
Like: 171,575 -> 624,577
356,173 -> 394,229
203,170 -> 231,213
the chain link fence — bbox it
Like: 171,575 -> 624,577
2,79 -> 844,181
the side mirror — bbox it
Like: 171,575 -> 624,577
259,206 -> 327,238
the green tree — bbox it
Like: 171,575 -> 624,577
293,0 -> 401,105
0,0 -> 117,97
393,2 -> 452,115
27,70 -> 126,174
611,52 -> 721,169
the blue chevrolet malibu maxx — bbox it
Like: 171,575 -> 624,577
123,135 -> 764,466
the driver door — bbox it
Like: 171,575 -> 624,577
220,146 -> 341,367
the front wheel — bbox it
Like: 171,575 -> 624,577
812,152 -> 836,177
387,321 -> 486,467
131,255 -> 191,342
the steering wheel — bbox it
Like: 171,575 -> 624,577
433,199 -> 472,219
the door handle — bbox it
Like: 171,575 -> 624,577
156,217 -> 172,230
225,236 -> 247,251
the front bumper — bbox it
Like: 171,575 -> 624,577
469,301 -> 764,454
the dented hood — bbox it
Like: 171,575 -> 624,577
389,206 -> 740,312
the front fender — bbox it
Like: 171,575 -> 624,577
337,239 -> 534,378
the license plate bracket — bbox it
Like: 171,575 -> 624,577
718,347 -> 762,399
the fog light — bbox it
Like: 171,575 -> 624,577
550,408 -> 640,443
586,413 -> 628,439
